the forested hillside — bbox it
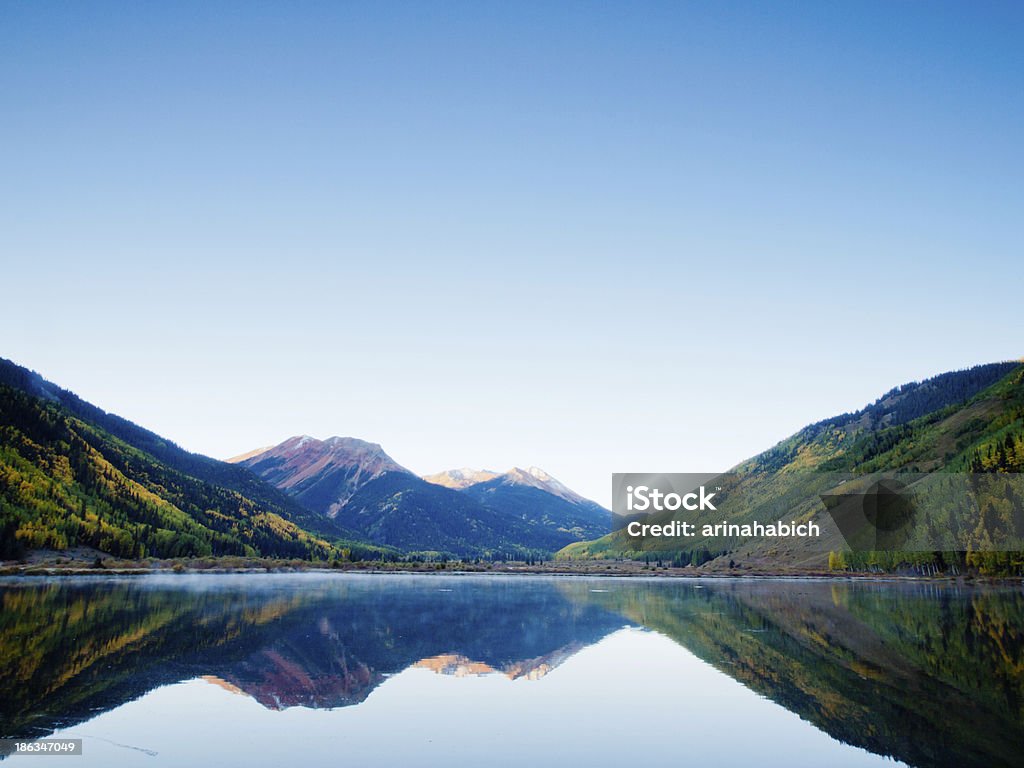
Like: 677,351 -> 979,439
0,359 -> 374,561
561,362 -> 1024,573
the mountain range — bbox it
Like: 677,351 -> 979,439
0,357 -> 609,561
2,355 -> 1022,568
230,437 -> 611,556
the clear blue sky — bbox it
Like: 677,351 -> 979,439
2,1 -> 1021,504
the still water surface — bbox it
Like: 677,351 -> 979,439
1,574 -> 1021,767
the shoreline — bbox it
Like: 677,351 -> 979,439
1,556 -> 1021,585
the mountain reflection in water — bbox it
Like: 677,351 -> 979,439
0,574 -> 1021,768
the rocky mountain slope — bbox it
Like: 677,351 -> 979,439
234,439 -> 611,557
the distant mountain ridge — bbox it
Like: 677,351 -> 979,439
421,466 -> 590,504
422,468 -> 500,489
454,467 -> 611,549
0,353 -> 610,561
234,437 -> 611,556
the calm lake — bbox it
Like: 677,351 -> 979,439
1,574 -> 1021,767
